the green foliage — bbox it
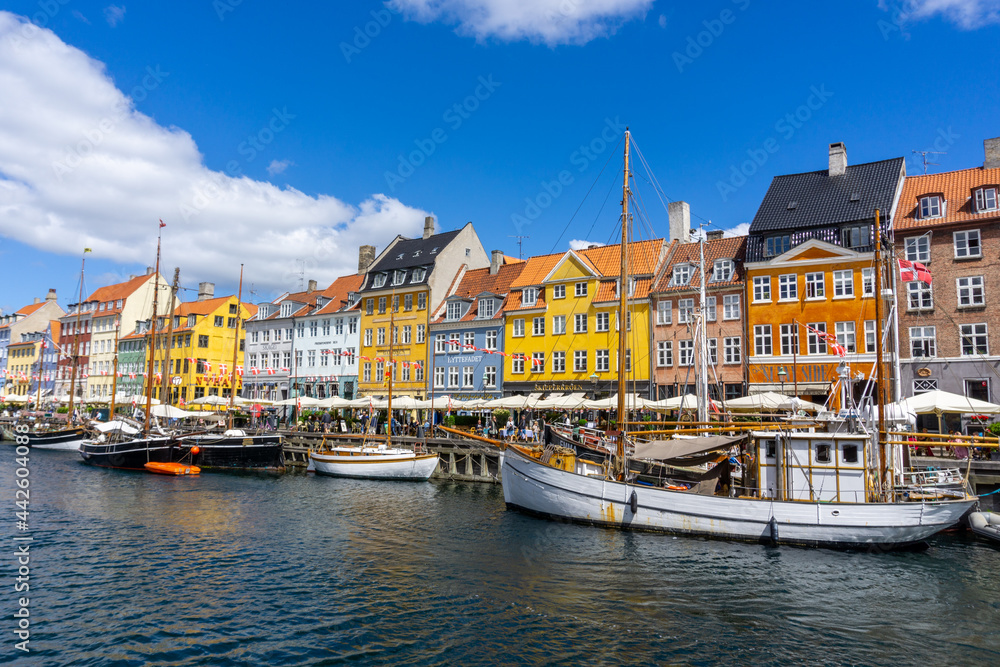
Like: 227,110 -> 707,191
444,415 -> 457,427
988,422 -> 1000,437
56,406 -> 69,414
577,419 -> 587,426
492,409 -> 510,425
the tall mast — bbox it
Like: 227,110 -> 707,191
34,332 -> 46,409
67,253 -> 87,423
160,268 -> 180,407
615,129 -> 631,475
873,210 -> 889,498
697,229 -> 709,423
227,265 -> 244,430
109,316 -> 121,422
387,295 -> 394,449
144,225 -> 163,435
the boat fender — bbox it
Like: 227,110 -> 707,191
629,491 -> 638,515
190,446 -> 201,455
768,517 -> 779,546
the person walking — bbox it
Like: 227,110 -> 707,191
321,409 -> 332,433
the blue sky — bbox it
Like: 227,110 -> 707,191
1,0 -> 998,314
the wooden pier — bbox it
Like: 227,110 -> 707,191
280,431 -> 504,483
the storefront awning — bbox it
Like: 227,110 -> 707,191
749,382 -> 831,395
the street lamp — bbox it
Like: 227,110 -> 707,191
777,366 -> 787,395
589,372 -> 599,399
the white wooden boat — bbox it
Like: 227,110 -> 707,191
310,445 -> 439,480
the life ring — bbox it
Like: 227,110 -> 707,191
666,485 -> 688,491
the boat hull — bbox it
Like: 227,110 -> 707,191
184,434 -> 285,471
26,428 -> 87,451
501,445 -> 975,550
79,437 -> 186,470
311,449 -> 439,481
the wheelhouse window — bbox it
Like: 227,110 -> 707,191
919,195 -> 942,219
954,230 -> 982,258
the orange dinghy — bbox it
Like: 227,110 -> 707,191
144,462 -> 201,476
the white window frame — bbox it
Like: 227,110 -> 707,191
479,298 -> 496,319
865,320 -> 877,353
678,340 -> 694,367
724,337 -> 741,365
448,367 -> 460,388
804,272 -> 825,299
779,324 -> 798,356
574,314 -> 588,333
712,259 -> 734,282
778,274 -> 798,301
905,235 -> 931,263
671,265 -> 692,287
705,296 -> 717,322
656,341 -> 672,367
552,284 -> 566,299
575,282 -> 588,297
754,325 -> 772,356
678,299 -> 694,324
807,322 -> 826,355
906,281 -> 933,311
552,351 -> 566,373
919,195 -> 942,219
372,273 -> 386,288
835,321 -> 857,354
532,317 -> 545,336
954,230 -> 982,259
596,312 -> 610,332
909,326 -> 936,359
832,270 -> 854,298
975,187 -> 998,213
723,294 -> 740,321
521,288 -> 539,306
656,300 -> 672,325
574,350 -> 587,372
553,315 -> 566,335
753,276 -> 771,302
957,276 -> 985,307
485,330 -> 498,350
446,302 -> 463,321
960,323 -> 988,356
512,319 -> 525,338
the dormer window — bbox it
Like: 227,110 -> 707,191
842,225 -> 871,249
671,265 -> 692,286
187,315 -> 196,327
347,291 -> 358,306
478,298 -> 496,319
280,303 -> 292,318
975,187 -> 998,212
712,259 -> 734,282
522,287 -> 538,306
919,195 -> 942,219
765,235 -> 790,257
446,301 -> 463,321
411,268 -> 426,283
372,273 -> 387,288
392,270 -> 406,286
116,299 -> 123,309
615,278 -> 637,297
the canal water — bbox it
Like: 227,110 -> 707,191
3,449 -> 999,666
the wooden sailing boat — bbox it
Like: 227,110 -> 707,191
310,290 -> 439,480
495,129 -> 976,549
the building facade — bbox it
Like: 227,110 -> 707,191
1,291 -> 65,397
291,274 -> 363,400
895,137 -> 1000,407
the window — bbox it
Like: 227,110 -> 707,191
801,272 -> 824,300
552,351 -> 565,373
391,295 -> 399,313
364,329 -> 373,346
322,320 -> 331,336
708,338 -> 718,365
574,350 -> 588,372
914,378 -> 938,394
532,317 -> 545,336
553,315 -> 566,335
553,284 -> 566,299
434,334 -> 447,354
706,297 -> 717,322
362,362 -> 372,382
479,298 -> 495,319
417,293 -> 426,310
865,320 -> 877,353
372,273 -> 386,288
485,330 -> 497,350
976,187 -> 998,212
531,353 -> 544,373
416,324 -> 425,343
678,340 -> 694,367
310,321 -> 318,336
861,268 -> 875,297
623,350 -> 632,373
910,326 -> 936,358
522,288 -> 538,306
198,335 -> 209,348
712,259 -> 734,282
377,328 -> 385,345
765,235 -> 790,257
905,236 -> 930,263
724,337 -> 741,365
957,276 -> 985,307
754,325 -> 772,356
307,350 -> 316,367
835,321 -> 857,353
833,270 -> 854,297
678,299 -> 694,324
447,333 -> 459,353
434,366 -> 445,388
412,268 -> 426,283
213,315 -> 224,327
671,265 -> 692,286
954,230 -> 981,258
842,225 -> 871,249
778,274 -> 797,300
365,299 -> 374,315
596,312 -> 610,332
446,302 -> 463,321
402,325 -> 412,344
574,314 -> 587,333
463,331 -> 474,350
919,195 -> 942,219
574,282 -> 588,297
779,324 -> 798,356
816,444 -> 832,464
906,282 -> 933,310
513,319 -> 525,337
400,364 -> 410,382
656,342 -> 672,367
961,323 -> 988,356
448,367 -> 459,388
392,270 -> 406,286
403,294 -> 412,312
512,356 -> 524,374
656,300 -> 672,325
484,366 -> 497,388
376,297 -> 386,314
295,350 -> 303,367
349,318 -> 357,334
462,366 -> 475,387
722,294 -> 740,320
753,276 -> 771,302
807,322 -> 826,355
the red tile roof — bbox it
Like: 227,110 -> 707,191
509,239 -> 665,289
653,236 -> 747,293
87,274 -> 155,307
592,277 -> 653,303
894,166 -> 1000,231
15,302 -> 46,316
315,274 -> 365,315
432,262 -> 528,323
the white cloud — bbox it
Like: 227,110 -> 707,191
266,159 -> 293,176
388,0 -> 653,46
881,0 -> 1000,28
568,239 -> 601,250
0,12 -> 428,294
723,222 -> 749,238
104,5 -> 126,27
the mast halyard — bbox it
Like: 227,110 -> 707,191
228,265 -> 244,431
143,226 -> 163,436
67,253 -> 87,425
615,129 -> 631,478
160,268 -> 180,407
873,209 -> 889,499
109,316 -> 121,423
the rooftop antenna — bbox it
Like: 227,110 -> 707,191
912,150 -> 945,175
295,259 -> 305,290
508,235 -> 530,260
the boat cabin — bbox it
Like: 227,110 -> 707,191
754,433 -> 869,503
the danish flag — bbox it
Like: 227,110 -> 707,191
898,259 -> 932,285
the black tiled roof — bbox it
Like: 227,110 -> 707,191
748,157 -> 905,234
371,231 -> 461,272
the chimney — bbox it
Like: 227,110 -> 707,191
985,137 -> 1000,169
358,245 -> 376,275
197,282 -> 215,301
422,216 -> 435,239
706,230 -> 725,241
145,266 -> 154,275
668,201 -> 691,243
489,250 -> 504,275
829,142 -> 847,177
33,298 -> 41,305
307,279 -> 318,293
46,289 -> 57,302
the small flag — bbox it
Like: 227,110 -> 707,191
898,259 -> 932,285
159,219 -> 166,228
84,248 -> 92,253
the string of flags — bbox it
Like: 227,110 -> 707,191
803,323 -> 847,358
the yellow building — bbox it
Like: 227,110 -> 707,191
502,239 -> 666,398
